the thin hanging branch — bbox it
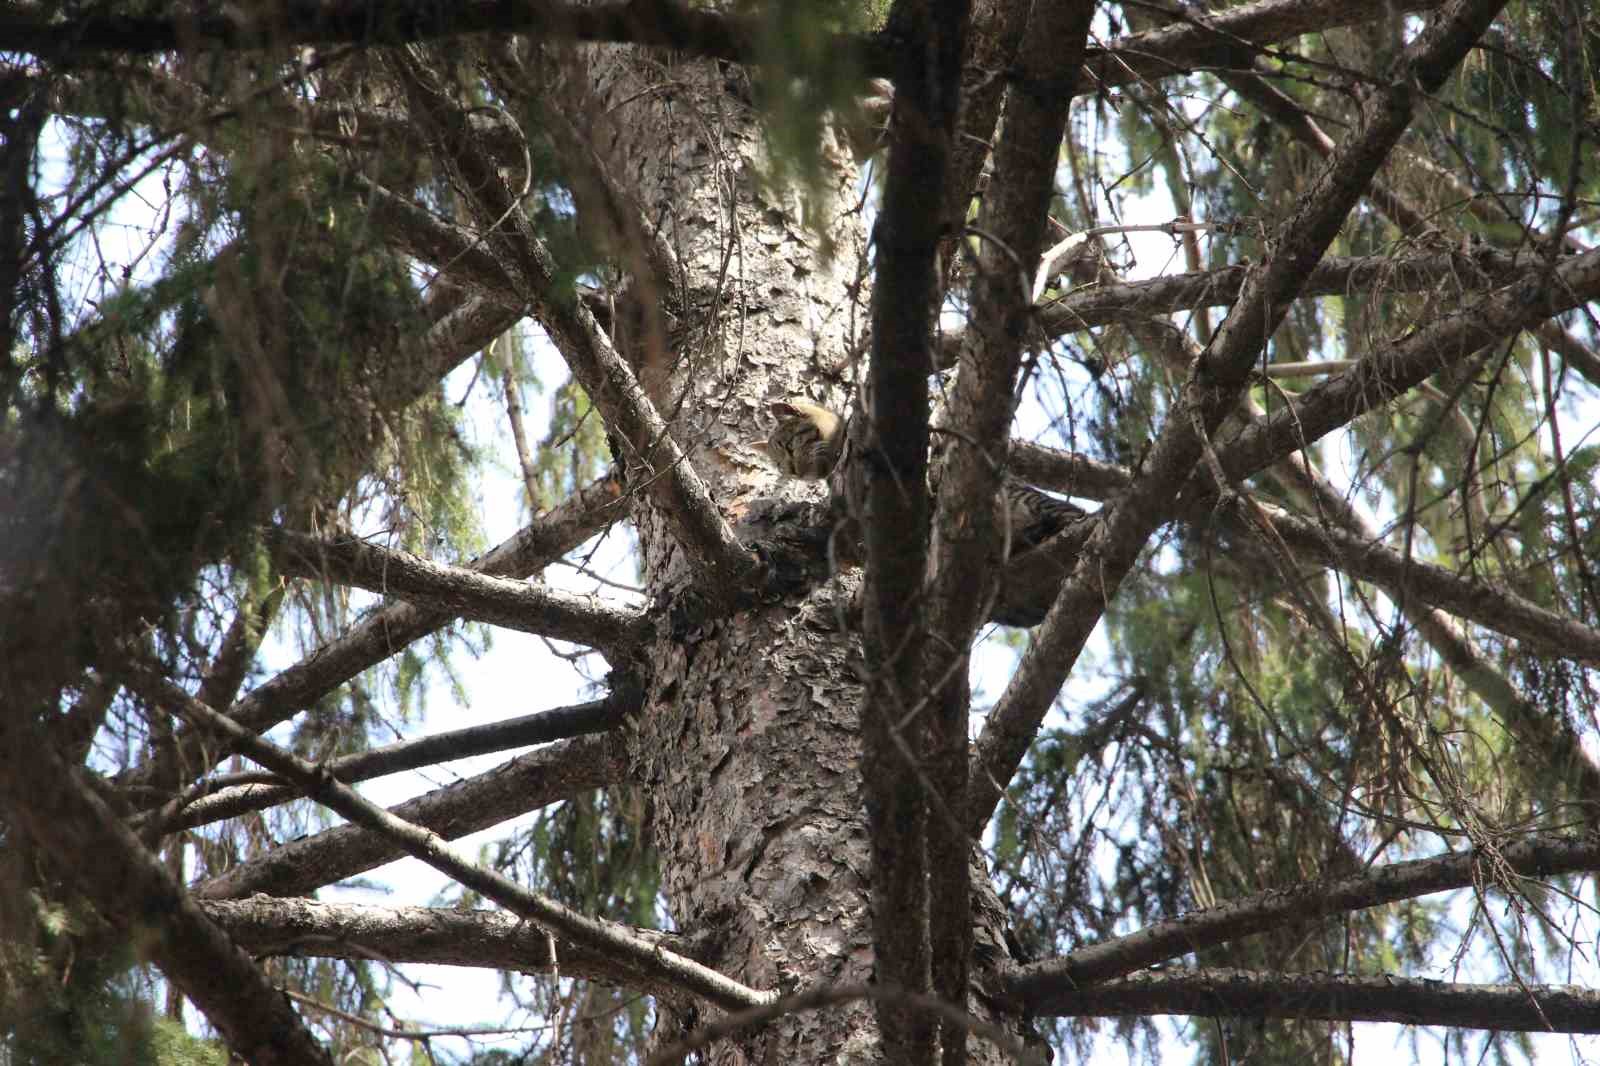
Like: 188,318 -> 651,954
1009,832 -> 1600,991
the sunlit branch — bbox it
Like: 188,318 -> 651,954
136,674 -> 769,1011
264,527 -> 649,658
204,893 -> 696,1001
194,733 -> 627,899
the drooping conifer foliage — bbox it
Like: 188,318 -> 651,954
2,1 -> 1598,1064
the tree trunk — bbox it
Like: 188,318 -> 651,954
563,44 -> 1021,1063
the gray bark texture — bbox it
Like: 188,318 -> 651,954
555,40 -> 1026,1063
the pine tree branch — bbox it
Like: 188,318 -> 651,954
1536,320 -> 1600,390
0,0 -> 787,66
1038,250 -> 1532,335
1021,967 -> 1600,1031
1010,832 -> 1600,990
193,733 -> 628,900
1233,388 -> 1600,811
1222,62 -> 1600,393
941,0 -> 1033,263
996,440 -> 1600,665
925,7 -> 1094,1056
131,673 -> 769,1011
934,250 -> 1537,370
370,288 -> 525,414
145,692 -> 635,834
396,50 -> 757,593
1235,499 -> 1600,665
1213,248 -> 1600,488
114,472 -> 624,806
0,0 -> 1444,98
0,714 -> 334,1066
201,896 -> 697,1003
1221,65 -> 1441,237
263,527 -> 649,657
357,177 -> 519,300
969,0 -> 1509,833
1082,0 -> 1449,91
858,1 -> 970,1060
195,586 -> 283,715
1005,442 -> 1132,500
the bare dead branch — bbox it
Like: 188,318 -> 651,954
114,473 -> 625,806
148,691 -> 635,834
1022,967 -> 1600,1031
193,731 -> 628,900
263,527 -> 649,657
135,675 -> 768,1011
1010,833 -> 1600,991
203,894 -> 694,1001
